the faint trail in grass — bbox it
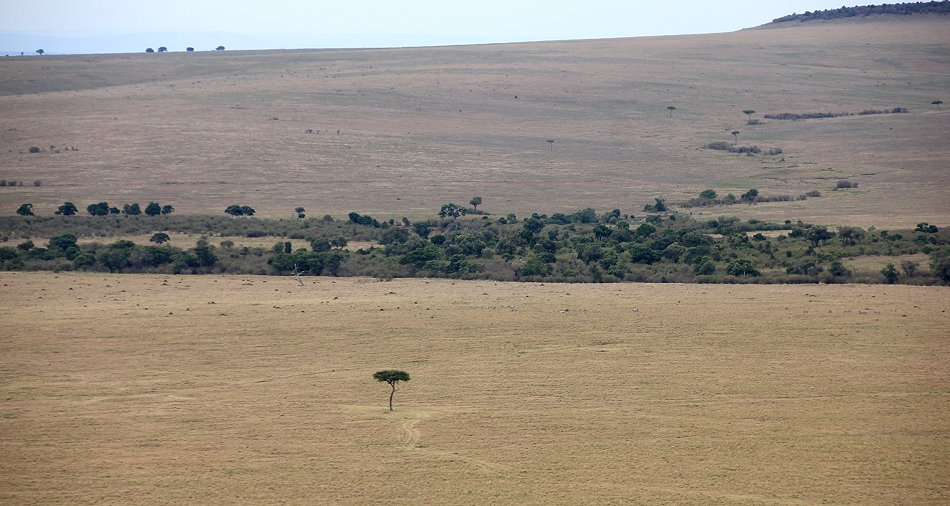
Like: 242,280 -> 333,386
399,410 -> 510,475
402,416 -> 423,445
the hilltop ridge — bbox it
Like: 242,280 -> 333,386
770,1 -> 949,24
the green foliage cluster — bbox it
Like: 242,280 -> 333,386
705,142 -> 783,156
643,198 -> 667,212
225,204 -> 256,216
439,203 -> 468,219
931,249 -> 950,282
680,188 -> 817,208
55,202 -> 78,216
0,234 -> 218,274
268,248 -> 347,277
348,211 -> 381,227
82,201 -> 174,217
1,209 -> 948,285
0,214 -> 366,242
764,108 -> 908,121
881,263 -> 900,284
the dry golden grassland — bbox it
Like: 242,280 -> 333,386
1,272 -> 947,503
1,18 -> 948,227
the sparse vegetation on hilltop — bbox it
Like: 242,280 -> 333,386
764,107 -> 908,121
705,141 -> 783,156
679,188 -> 821,208
772,1 -> 950,24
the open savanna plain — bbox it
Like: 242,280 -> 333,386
1,17 -> 949,228
1,271 -> 948,504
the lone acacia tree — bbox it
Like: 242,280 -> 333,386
666,105 -> 676,118
743,109 -> 756,120
374,370 -> 410,411
469,196 -> 482,211
731,130 -> 740,142
932,100 -> 943,110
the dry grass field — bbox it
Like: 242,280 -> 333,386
2,13 -> 949,504
1,17 -> 948,227
1,271 -> 948,503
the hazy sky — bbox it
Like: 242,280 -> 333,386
1,1 -> 870,53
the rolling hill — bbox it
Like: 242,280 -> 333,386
0,15 -> 947,228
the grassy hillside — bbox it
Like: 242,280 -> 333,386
0,17 -> 947,227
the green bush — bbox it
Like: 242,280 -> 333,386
726,258 -> 760,276
931,249 -> 950,282
881,263 -> 900,284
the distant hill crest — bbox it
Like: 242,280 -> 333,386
771,1 -> 949,24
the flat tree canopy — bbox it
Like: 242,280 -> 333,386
374,370 -> 410,411
374,370 -> 410,382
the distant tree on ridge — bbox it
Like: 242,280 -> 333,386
144,202 -> 162,216
123,203 -> 141,216
55,202 -> 78,216
87,202 -> 110,216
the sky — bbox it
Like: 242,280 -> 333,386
0,1 -> 872,54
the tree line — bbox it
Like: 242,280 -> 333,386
772,1 -> 950,23
0,234 -> 217,274
2,205 -> 947,285
17,201 -> 174,217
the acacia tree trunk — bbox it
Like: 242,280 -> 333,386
389,382 -> 396,411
